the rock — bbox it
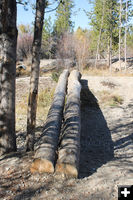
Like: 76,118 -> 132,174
111,60 -> 129,71
17,65 -> 26,70
16,65 -> 27,77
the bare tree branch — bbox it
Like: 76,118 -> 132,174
16,0 -> 28,6
45,0 -> 63,13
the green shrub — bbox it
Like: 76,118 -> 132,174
51,71 -> 62,82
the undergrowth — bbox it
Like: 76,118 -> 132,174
51,70 -> 62,82
16,87 -> 55,131
83,68 -> 133,77
98,90 -> 123,107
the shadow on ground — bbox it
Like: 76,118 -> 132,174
79,79 -> 114,178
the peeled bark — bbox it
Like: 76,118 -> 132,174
55,70 -> 81,178
30,69 -> 69,173
0,0 -> 17,156
26,0 -> 46,151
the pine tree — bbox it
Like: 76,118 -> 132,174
94,0 -> 105,67
122,0 -> 132,69
88,0 -> 119,64
124,0 -> 128,70
42,16 -> 53,58
88,0 -> 132,66
0,0 -> 17,156
54,0 -> 74,37
119,0 -> 122,70
104,0 -> 119,68
118,0 -> 132,69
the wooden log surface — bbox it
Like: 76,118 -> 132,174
30,69 -> 69,173
55,70 -> 81,178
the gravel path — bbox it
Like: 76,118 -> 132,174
0,75 -> 133,200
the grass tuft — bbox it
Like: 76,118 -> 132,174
98,90 -> 123,107
37,88 -> 55,108
101,81 -> 117,89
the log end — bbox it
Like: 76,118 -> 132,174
30,158 -> 54,174
55,163 -> 78,178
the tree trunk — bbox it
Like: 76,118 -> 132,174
109,4 -> 112,72
107,32 -> 112,71
95,0 -> 105,68
0,0 -> 17,156
30,70 -> 69,173
26,0 -> 46,151
107,40 -> 111,68
109,34 -> 112,72
55,70 -> 81,178
125,0 -> 128,71
119,0 -> 122,70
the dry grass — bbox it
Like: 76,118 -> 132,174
98,90 -> 123,107
23,55 -> 32,67
37,87 -> 55,121
100,81 -> 117,89
16,87 -> 55,131
83,67 -> 133,77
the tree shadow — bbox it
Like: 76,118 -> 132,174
0,126 -> 44,162
108,103 -> 133,172
79,79 -> 114,178
111,101 -> 133,152
113,122 -> 133,151
13,175 -> 75,200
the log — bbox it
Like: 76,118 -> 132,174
55,70 -> 81,178
30,69 -> 69,173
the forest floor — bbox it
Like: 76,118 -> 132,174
0,71 -> 133,200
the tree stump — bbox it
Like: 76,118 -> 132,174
56,70 -> 81,178
30,69 -> 69,173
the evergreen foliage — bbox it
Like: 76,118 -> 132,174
54,0 -> 74,37
88,0 -> 119,57
87,0 -> 133,58
42,16 -> 54,58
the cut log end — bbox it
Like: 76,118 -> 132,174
56,163 -> 78,178
30,158 -> 54,174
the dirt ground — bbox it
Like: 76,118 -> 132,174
0,74 -> 133,200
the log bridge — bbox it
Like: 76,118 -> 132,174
30,69 -> 81,178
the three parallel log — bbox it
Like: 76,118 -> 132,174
56,70 -> 81,178
30,69 -> 69,173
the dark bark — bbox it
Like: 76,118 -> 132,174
0,0 -> 17,156
30,70 -> 69,173
26,0 -> 46,151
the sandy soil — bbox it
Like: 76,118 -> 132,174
0,74 -> 133,200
